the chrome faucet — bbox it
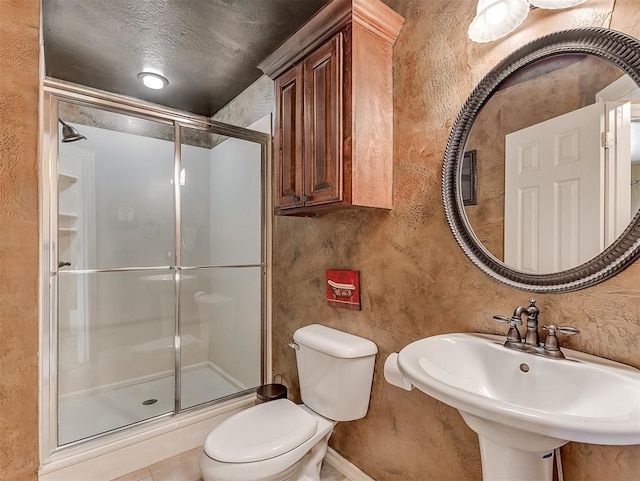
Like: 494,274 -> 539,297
513,300 -> 540,347
493,299 -> 579,359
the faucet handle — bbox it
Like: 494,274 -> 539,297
558,326 -> 579,335
493,315 -> 522,342
542,324 -> 579,355
543,325 -> 579,336
493,315 -> 522,325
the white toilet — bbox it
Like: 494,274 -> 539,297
199,324 -> 378,481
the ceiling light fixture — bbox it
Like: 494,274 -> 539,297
468,0 -> 530,43
137,72 -> 169,90
468,0 -> 587,43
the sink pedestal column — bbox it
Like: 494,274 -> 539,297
460,411 -> 566,481
479,436 -> 554,481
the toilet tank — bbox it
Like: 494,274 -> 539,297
293,324 -> 377,421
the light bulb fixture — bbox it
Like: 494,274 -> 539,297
468,0 -> 587,43
468,0 -> 530,44
137,72 -> 169,90
58,119 -> 87,143
529,0 -> 587,8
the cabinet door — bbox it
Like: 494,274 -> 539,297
274,63 -> 304,210
303,33 -> 343,206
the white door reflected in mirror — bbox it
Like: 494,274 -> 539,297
463,54 -> 640,274
504,101 -> 632,274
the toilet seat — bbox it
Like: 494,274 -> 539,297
204,399 -> 318,463
200,404 -> 336,481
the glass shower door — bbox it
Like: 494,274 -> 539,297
178,121 -> 266,409
56,104 -> 177,444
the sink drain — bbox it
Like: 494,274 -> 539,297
142,398 -> 158,406
519,363 -> 530,373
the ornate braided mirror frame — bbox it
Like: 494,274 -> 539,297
442,28 -> 640,293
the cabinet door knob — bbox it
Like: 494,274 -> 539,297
292,195 -> 300,203
302,194 -> 309,203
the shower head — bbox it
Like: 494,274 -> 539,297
58,119 -> 86,142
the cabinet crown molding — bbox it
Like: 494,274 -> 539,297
258,0 -> 404,79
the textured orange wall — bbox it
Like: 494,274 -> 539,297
1,0 -> 638,480
272,1 -> 640,480
0,1 -> 41,480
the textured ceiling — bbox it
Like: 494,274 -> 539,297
43,0 -> 329,117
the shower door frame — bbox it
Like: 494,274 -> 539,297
39,78 -> 272,465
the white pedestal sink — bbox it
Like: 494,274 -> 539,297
392,333 -> 640,481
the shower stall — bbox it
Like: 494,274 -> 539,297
39,79 -> 270,468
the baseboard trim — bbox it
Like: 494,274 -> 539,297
325,447 -> 375,481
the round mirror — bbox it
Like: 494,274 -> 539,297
443,28 -> 640,292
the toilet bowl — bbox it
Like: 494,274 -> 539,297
199,324 -> 378,481
199,400 -> 335,481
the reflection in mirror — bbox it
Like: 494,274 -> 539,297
443,28 -> 640,292
463,54 -> 640,274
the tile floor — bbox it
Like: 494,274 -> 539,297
112,447 -> 350,481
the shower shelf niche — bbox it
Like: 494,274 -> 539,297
58,172 -> 78,189
59,212 -> 78,234
59,212 -> 78,222
58,172 -> 79,237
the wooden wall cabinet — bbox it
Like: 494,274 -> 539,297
259,0 -> 404,215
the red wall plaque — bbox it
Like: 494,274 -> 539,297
326,269 -> 361,310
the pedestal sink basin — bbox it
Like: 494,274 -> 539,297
396,333 -> 640,481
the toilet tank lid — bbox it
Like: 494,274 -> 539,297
293,324 -> 377,358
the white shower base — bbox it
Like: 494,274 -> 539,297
59,365 -> 244,445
